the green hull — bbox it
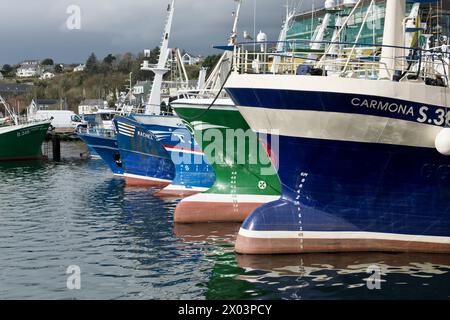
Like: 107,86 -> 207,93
0,122 -> 51,161
172,98 -> 281,197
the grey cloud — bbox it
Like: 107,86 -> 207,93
0,0 -> 318,65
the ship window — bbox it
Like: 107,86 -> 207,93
72,115 -> 82,122
100,114 -> 114,121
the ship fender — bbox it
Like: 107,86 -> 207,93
435,128 -> 450,156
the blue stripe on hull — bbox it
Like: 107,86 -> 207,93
78,133 -> 124,175
241,134 -> 450,238
114,116 -> 175,182
226,87 -> 449,126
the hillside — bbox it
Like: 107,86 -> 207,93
0,50 -> 220,113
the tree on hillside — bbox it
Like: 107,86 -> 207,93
118,52 -> 134,73
41,58 -> 54,66
202,54 -> 222,70
103,54 -> 116,66
2,64 -> 12,75
54,64 -> 63,73
85,53 -> 99,74
131,47 -> 161,82
147,47 -> 160,64
202,54 -> 222,76
100,54 -> 117,73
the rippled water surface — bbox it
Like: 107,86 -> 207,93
1,141 -> 450,300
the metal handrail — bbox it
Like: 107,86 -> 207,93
232,39 -> 450,85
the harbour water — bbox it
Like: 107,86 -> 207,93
1,141 -> 450,300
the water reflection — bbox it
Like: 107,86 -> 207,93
236,253 -> 450,300
2,142 -> 450,300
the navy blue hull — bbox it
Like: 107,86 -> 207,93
117,114 -> 215,193
114,116 -> 175,185
242,135 -> 450,237
78,132 -> 123,175
226,82 -> 450,253
136,121 -> 215,193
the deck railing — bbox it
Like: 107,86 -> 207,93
231,39 -> 450,86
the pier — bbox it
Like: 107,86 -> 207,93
43,130 -> 82,161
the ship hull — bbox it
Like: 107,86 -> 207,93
226,74 -> 450,254
114,116 -> 175,188
172,98 -> 281,223
131,114 -> 215,197
0,121 -> 50,161
77,131 -> 124,176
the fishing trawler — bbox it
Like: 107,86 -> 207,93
77,127 -> 123,175
171,0 -> 281,223
115,0 -> 215,195
114,115 -> 175,187
0,95 -> 51,161
77,108 -> 123,175
226,0 -> 450,254
116,113 -> 215,193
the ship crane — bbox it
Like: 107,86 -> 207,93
141,0 -> 176,115
200,0 -> 242,94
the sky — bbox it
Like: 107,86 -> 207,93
0,0 -> 318,66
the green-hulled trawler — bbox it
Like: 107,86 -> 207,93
0,95 -> 51,161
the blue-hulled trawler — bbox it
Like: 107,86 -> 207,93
114,0 -> 215,196
226,0 -> 450,254
77,109 -> 123,175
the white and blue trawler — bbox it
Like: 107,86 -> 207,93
225,0 -> 450,254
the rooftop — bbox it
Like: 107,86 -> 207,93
35,99 -> 60,105
80,99 -> 104,106
0,83 -> 32,94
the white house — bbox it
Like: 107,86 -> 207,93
181,53 -> 203,66
73,64 -> 86,72
16,60 -> 42,78
40,72 -> 55,80
78,99 -> 107,115
0,72 -> 3,80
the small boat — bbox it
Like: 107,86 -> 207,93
0,95 -> 51,161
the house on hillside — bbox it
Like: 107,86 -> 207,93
132,81 -> 152,105
181,53 -> 203,66
40,72 -> 55,80
16,60 -> 43,78
78,99 -> 106,115
73,64 -> 86,72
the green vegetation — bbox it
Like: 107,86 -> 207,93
1,50 -> 219,112
41,58 -> 54,66
1,64 -> 13,77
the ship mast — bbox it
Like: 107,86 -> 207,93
201,0 -> 242,93
379,0 -> 406,80
271,3 -> 296,74
142,0 -> 176,115
229,0 -> 242,46
0,94 -> 18,125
